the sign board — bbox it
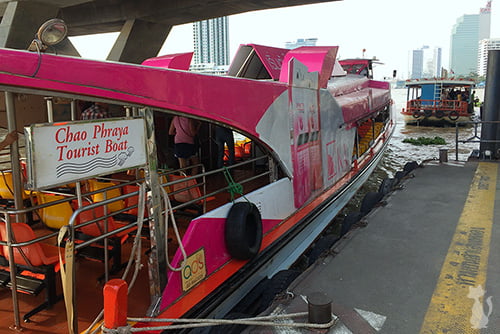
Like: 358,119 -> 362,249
25,118 -> 147,190
181,248 -> 206,292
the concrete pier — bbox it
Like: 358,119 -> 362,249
244,161 -> 500,333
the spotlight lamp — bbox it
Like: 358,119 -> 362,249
28,18 -> 68,52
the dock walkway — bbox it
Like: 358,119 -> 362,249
245,160 -> 500,333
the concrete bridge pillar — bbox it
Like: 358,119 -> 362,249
0,1 -> 79,55
107,19 -> 172,64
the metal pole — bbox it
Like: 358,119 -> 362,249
46,97 -> 54,123
5,92 -> 24,222
5,214 -> 22,330
71,182 -> 83,333
455,124 -> 459,161
70,100 -> 77,121
480,50 -> 500,156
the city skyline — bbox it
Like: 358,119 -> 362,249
71,0 -> 500,80
449,1 -> 491,76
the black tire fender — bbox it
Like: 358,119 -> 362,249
378,177 -> 396,196
403,161 -> 419,173
435,110 -> 445,118
449,111 -> 459,121
412,111 -> 421,118
360,192 -> 383,215
225,202 -> 262,260
341,211 -> 363,236
423,109 -> 433,118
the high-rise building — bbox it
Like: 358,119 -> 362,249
285,38 -> 318,49
478,38 -> 500,76
193,17 -> 229,67
449,1 -> 491,76
409,45 -> 442,79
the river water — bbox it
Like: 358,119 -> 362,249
342,87 -> 482,213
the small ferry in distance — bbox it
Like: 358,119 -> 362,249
0,20 -> 394,333
401,78 -> 477,126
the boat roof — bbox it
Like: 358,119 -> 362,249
405,78 -> 475,87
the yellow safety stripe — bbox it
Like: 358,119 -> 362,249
420,162 -> 497,333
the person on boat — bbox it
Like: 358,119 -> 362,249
0,130 -> 17,150
215,125 -> 235,169
81,102 -> 109,120
169,116 -> 200,173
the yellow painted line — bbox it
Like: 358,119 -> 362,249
420,162 -> 497,333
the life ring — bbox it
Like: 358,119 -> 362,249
423,109 -> 433,118
225,202 -> 262,260
412,111 -> 421,118
435,110 -> 445,119
449,111 -> 459,121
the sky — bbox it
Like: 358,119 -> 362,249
70,0 -> 500,80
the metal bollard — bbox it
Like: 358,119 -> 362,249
439,149 -> 448,163
104,279 -> 128,330
307,292 -> 332,324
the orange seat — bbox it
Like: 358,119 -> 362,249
74,201 -> 136,275
166,173 -> 214,216
0,222 -> 60,268
76,201 -> 134,240
0,222 -> 61,321
243,141 -> 252,157
167,174 -> 203,204
122,184 -> 149,217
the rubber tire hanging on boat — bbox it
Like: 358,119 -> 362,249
449,111 -> 459,121
423,109 -> 433,118
435,110 -> 445,119
412,111 -> 421,118
225,202 -> 262,260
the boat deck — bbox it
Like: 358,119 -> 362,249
243,160 -> 500,333
0,164 -> 268,333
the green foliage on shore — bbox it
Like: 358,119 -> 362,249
403,136 -> 446,146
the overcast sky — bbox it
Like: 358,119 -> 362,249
70,0 -> 499,80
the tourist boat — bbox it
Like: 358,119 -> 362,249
401,78 -> 477,126
0,41 -> 394,333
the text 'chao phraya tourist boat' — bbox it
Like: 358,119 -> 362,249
0,23 -> 394,333
401,78 -> 477,126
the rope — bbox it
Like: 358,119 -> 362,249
222,167 -> 246,202
83,183 -> 147,334
101,312 -> 338,332
161,186 -> 187,272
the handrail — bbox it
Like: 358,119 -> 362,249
454,120 -> 500,160
407,99 -> 469,114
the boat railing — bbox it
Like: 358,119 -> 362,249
0,185 -> 144,329
454,120 -> 500,160
407,99 -> 469,114
0,150 -> 272,330
158,154 -> 272,214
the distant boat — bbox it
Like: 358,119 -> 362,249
401,78 -> 477,126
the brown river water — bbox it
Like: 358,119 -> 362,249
344,87 -> 483,213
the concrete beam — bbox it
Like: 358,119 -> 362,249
60,0 -> 339,36
0,1 -> 59,49
107,19 -> 171,64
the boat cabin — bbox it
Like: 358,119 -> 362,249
401,78 -> 476,125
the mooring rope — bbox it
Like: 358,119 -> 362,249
101,312 -> 338,332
